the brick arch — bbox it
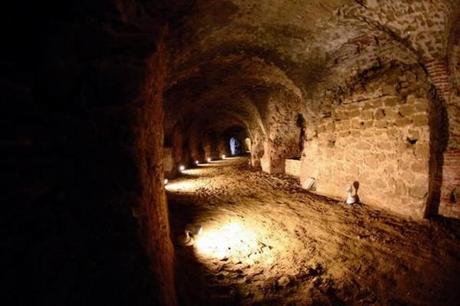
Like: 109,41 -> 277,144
448,16 -> 460,94
435,16 -> 460,218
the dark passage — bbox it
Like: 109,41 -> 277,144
229,137 -> 242,155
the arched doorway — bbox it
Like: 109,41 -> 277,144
229,137 -> 242,155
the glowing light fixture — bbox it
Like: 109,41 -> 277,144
179,165 -> 185,172
221,154 -> 226,159
195,160 -> 199,165
207,157 -> 211,162
164,178 -> 168,185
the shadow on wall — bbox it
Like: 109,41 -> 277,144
426,87 -> 450,218
3,1 -> 178,305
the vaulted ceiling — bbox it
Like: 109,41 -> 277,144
164,0 -> 460,140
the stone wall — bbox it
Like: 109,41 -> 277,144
203,131 -> 219,160
171,123 -> 194,170
259,90 -> 303,174
188,125 -> 205,164
217,137 -> 230,157
300,67 -> 431,218
163,147 -> 175,177
250,129 -> 265,169
341,0 -> 455,60
285,159 -> 301,177
140,40 -> 177,305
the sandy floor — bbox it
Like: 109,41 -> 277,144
167,156 -> 460,306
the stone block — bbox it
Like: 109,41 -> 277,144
413,114 -> 429,126
364,155 -> 379,167
406,94 -> 418,104
409,185 -> 428,199
377,141 -> 392,150
375,120 -> 388,128
383,164 -> 396,176
411,160 -> 427,173
395,181 -> 408,196
407,129 -> 420,139
349,109 -> 361,118
335,111 -> 347,120
384,97 -> 399,107
372,100 -> 384,108
381,84 -> 396,95
387,128 -> 401,137
362,103 -> 374,110
400,163 -> 414,176
375,109 -> 386,119
357,142 -> 371,150
362,120 -> 373,128
414,142 -> 429,157
325,122 -> 335,132
351,119 -> 362,129
385,109 -> 401,120
373,178 -> 388,188
395,117 -> 412,126
361,110 -> 374,120
285,159 -> 301,177
414,102 -> 429,112
399,104 -> 415,117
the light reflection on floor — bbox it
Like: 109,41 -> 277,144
169,156 -> 460,306
165,168 -> 209,192
167,157 -> 292,274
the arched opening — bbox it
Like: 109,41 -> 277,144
229,137 -> 242,155
245,137 -> 252,153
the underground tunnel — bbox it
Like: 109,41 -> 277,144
3,0 -> 460,305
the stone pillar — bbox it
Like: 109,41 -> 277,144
4,4 -> 177,305
172,124 -> 192,170
140,38 -> 177,306
217,136 -> 230,157
259,91 -> 302,174
189,128 -> 205,164
203,132 -> 218,160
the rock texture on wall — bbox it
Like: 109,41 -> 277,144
4,1 -> 460,305
163,0 -> 460,219
285,159 -> 302,177
301,66 -> 432,217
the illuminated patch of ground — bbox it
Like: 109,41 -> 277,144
168,157 -> 460,306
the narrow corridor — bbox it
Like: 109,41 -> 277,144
168,157 -> 460,306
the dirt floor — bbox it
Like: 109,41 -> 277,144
167,156 -> 460,306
